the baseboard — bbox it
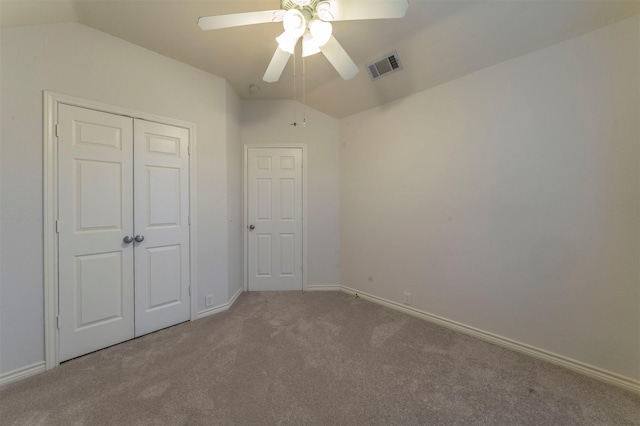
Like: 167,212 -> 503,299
0,362 -> 46,387
306,284 -> 341,291
340,286 -> 640,394
4,290 -> 245,386
228,286 -> 243,305
196,286 -> 243,319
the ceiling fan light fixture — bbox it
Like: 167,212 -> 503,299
197,0 -> 410,83
282,9 -> 306,38
302,33 -> 321,57
308,18 -> 332,46
276,32 -> 299,54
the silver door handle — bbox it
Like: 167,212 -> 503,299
134,235 -> 145,243
249,224 -> 255,230
123,236 -> 133,244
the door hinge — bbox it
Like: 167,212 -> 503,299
55,220 -> 60,233
55,124 -> 59,137
188,215 -> 191,226
188,285 -> 191,296
56,316 -> 60,329
187,144 -> 191,155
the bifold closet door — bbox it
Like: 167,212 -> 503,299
58,104 -> 135,362
133,119 -> 190,336
58,105 -> 191,362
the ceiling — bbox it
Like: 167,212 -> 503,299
1,0 -> 639,118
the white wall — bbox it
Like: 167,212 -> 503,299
242,100 -> 341,288
340,16 -> 639,380
226,82 -> 243,299
0,23 -> 230,374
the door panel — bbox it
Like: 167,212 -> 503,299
76,161 -> 123,230
146,245 -> 182,309
76,252 -> 124,327
280,234 -> 295,275
147,167 -> 181,226
134,119 -> 190,336
248,148 -> 302,291
257,235 -> 272,276
58,104 -> 134,362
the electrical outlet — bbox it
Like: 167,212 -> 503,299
205,294 -> 214,307
403,292 -> 411,305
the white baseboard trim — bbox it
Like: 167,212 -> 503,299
340,285 -> 640,394
306,285 -> 341,291
4,289 -> 246,386
196,286 -> 243,319
0,362 -> 46,387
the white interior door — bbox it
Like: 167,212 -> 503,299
247,147 -> 303,291
58,104 -> 135,362
133,119 -> 190,336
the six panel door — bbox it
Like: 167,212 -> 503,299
133,119 -> 190,336
247,148 -> 303,291
58,105 -> 135,362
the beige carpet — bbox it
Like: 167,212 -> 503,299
1,291 -> 638,425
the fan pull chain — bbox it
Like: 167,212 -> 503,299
291,46 -> 298,127
302,56 -> 306,127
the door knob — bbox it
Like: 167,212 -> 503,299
134,235 -> 145,243
249,224 -> 255,230
123,236 -> 133,244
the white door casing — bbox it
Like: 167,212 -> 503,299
247,147 -> 303,291
133,119 -> 191,336
45,92 -> 198,369
57,104 -> 135,362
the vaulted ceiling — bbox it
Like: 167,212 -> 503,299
2,0 -> 639,118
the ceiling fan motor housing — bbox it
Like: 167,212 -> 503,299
281,0 -> 324,20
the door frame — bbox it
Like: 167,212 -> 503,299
43,91 -> 198,370
243,144 -> 308,292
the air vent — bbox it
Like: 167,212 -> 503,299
367,51 -> 403,81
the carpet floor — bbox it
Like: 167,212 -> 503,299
1,291 -> 638,425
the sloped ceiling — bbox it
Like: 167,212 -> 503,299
1,0 -> 639,118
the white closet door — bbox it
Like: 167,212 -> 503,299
247,147 -> 303,291
133,119 -> 190,336
58,104 -> 135,362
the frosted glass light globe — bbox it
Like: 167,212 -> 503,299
283,9 -> 306,38
308,19 -> 332,47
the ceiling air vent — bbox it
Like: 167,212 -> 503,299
367,51 -> 403,81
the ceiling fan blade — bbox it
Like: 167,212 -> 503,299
319,0 -> 408,21
320,36 -> 359,80
263,47 -> 292,83
198,10 -> 284,30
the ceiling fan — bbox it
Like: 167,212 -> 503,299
198,0 -> 409,83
